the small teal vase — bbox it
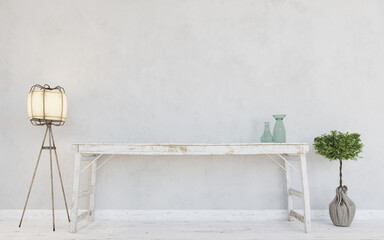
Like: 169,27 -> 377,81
272,114 -> 286,143
260,122 -> 273,143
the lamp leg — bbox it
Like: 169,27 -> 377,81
49,127 -> 71,222
19,126 -> 49,228
48,124 -> 55,231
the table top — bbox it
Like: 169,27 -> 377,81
73,143 -> 309,155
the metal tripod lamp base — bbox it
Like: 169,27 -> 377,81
19,123 -> 70,231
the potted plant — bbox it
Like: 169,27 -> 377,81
313,130 -> 363,227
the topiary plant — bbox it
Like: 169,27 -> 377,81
313,130 -> 363,187
313,130 -> 363,227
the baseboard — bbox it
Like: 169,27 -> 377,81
1,210 -> 384,221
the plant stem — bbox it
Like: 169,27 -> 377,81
339,159 -> 343,187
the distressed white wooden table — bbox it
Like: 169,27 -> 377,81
70,143 -> 311,233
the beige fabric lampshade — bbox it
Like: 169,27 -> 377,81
27,90 -> 67,122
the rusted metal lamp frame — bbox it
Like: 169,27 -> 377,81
19,84 -> 70,231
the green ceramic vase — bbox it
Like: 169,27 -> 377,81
272,114 -> 286,143
260,122 -> 273,143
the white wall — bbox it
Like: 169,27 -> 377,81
0,0 -> 383,211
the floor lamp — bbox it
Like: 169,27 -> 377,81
19,84 -> 70,231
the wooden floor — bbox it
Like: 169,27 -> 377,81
2,220 -> 384,240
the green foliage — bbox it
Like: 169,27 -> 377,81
313,130 -> 363,161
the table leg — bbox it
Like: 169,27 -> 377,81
89,159 -> 98,222
300,152 -> 311,233
284,158 -> 294,222
70,152 -> 82,233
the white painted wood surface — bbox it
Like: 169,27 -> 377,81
70,143 -> 311,233
5,219 -> 384,240
69,153 -> 81,233
89,161 -> 97,222
299,151 -> 312,233
284,158 -> 294,222
72,143 -> 309,155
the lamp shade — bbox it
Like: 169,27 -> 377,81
27,84 -> 67,126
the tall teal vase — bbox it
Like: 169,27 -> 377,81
260,122 -> 273,143
272,114 -> 286,143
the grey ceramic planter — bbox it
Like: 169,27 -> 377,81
329,185 -> 356,227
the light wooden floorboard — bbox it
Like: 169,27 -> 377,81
2,220 -> 383,240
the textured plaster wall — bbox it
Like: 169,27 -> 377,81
0,0 -> 383,211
